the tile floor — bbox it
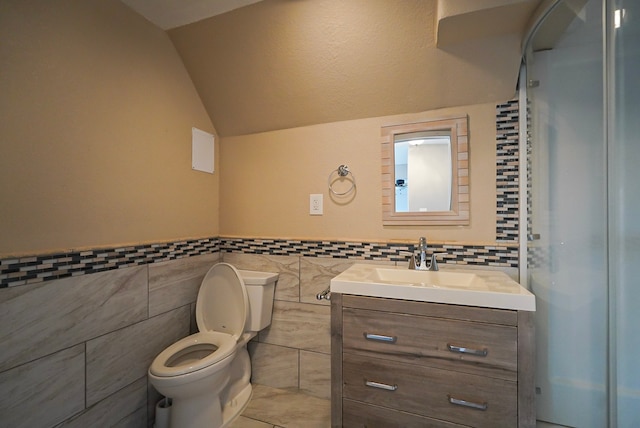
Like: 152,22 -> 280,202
230,384 -> 330,428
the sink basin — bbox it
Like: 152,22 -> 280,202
373,268 -> 480,288
330,264 -> 535,311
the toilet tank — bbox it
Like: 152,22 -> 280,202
238,270 -> 279,332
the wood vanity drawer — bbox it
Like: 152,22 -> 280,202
343,399 -> 466,428
343,353 -> 517,428
343,307 -> 517,380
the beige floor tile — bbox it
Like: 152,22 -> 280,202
241,384 -> 330,428
229,415 -> 275,428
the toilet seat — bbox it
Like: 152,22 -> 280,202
150,263 -> 249,379
149,331 -> 236,377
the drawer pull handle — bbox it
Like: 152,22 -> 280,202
448,395 -> 488,411
447,343 -> 488,357
364,333 -> 397,343
365,380 -> 398,391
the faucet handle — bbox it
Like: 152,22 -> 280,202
408,253 -> 417,270
429,252 -> 447,271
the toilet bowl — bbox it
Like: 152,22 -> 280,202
148,262 -> 278,428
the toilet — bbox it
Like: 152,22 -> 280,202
148,262 -> 278,428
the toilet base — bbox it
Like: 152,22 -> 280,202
153,383 -> 253,428
220,383 -> 253,428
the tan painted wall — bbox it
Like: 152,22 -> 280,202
0,0 -> 219,257
220,102 -> 498,244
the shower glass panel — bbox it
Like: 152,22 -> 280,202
610,0 -> 640,425
526,1 -> 607,425
526,0 -> 640,426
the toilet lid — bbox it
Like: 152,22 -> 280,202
196,263 -> 248,338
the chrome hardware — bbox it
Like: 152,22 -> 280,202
447,343 -> 488,357
328,164 -> 356,196
399,250 -> 416,269
416,237 -> 429,270
365,380 -> 398,391
448,395 -> 488,411
410,238 -> 446,271
429,252 -> 447,271
408,253 -> 416,270
316,288 -> 331,301
364,333 -> 397,343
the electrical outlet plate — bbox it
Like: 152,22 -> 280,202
310,194 -> 323,215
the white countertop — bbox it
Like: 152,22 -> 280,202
330,264 -> 535,311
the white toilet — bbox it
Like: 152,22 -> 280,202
148,262 -> 278,428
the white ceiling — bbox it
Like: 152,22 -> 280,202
120,0 -> 264,30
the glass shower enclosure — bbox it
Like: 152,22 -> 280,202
523,0 -> 639,426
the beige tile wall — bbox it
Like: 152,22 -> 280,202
0,248 -> 519,427
0,252 -> 220,428
224,253 -> 394,400
0,249 -> 371,426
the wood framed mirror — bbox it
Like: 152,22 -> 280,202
381,114 -> 469,225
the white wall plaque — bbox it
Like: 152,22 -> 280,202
191,127 -> 214,174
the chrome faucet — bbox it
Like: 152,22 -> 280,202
408,237 -> 446,271
416,237 -> 429,270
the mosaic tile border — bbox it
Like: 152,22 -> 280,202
0,238 -> 220,288
221,238 -> 519,268
1,237 -> 518,288
496,100 -> 520,242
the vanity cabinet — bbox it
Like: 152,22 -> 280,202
331,293 -> 535,428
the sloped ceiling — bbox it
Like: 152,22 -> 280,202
121,0 -> 264,30
125,0 -> 542,137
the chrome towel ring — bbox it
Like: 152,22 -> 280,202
328,164 -> 356,196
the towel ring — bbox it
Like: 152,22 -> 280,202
328,165 -> 356,196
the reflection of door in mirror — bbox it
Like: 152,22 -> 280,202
381,114 -> 469,226
394,132 -> 452,212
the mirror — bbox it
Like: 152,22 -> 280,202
381,115 -> 469,225
394,131 -> 452,212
